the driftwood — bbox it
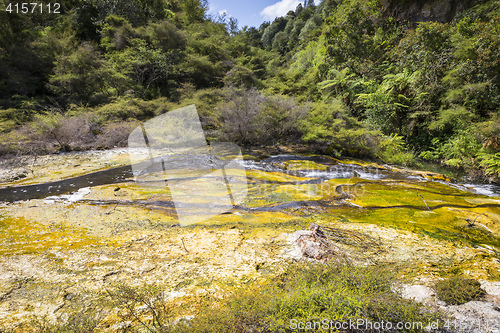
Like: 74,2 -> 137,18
465,213 -> 485,228
294,222 -> 382,261
295,223 -> 336,260
416,189 -> 431,211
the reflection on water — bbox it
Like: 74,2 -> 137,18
0,165 -> 134,202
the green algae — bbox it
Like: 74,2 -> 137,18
0,215 -> 106,255
242,183 -> 319,208
188,211 -> 311,239
322,206 -> 500,249
242,169 -> 326,207
346,181 -> 497,208
246,170 -> 312,183
281,160 -> 328,171
241,178 -> 354,208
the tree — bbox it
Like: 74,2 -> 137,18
141,20 -> 187,53
357,69 -> 427,136
182,0 -> 208,24
49,43 -> 109,104
318,67 -> 360,108
106,39 -> 172,98
100,15 -> 137,51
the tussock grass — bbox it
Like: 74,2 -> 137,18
433,276 -> 485,305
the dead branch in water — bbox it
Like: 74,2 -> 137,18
416,189 -> 431,211
465,212 -> 486,228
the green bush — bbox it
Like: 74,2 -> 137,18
301,100 -> 380,158
0,131 -> 26,156
93,97 -> 175,122
433,276 -> 485,305
11,262 -> 444,333
376,134 -> 416,166
174,262 -> 442,333
26,309 -> 103,333
95,120 -> 140,149
105,283 -> 175,331
478,152 -> 500,179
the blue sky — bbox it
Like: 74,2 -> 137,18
207,0 -> 305,29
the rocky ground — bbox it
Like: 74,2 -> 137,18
0,149 -> 131,186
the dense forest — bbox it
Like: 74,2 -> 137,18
1,0 -> 499,182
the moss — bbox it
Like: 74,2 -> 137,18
433,276 -> 485,305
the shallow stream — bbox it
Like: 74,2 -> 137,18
1,153 -> 499,201
1,153 -> 500,248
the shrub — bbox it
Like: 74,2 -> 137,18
27,113 -> 100,152
376,134 -> 416,166
174,262 -> 442,332
94,97 -> 172,122
478,152 -> 500,179
95,120 -> 140,148
218,87 -> 266,145
223,65 -> 262,88
433,276 -> 485,305
301,100 -> 380,158
5,298 -> 105,333
12,263 -> 444,332
0,131 -> 25,157
218,87 -> 307,145
439,130 -> 482,170
27,309 -> 103,333
259,94 -> 308,144
105,283 -> 175,331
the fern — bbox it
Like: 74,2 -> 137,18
478,152 -> 500,177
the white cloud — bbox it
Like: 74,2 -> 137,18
218,9 -> 227,16
260,0 -> 301,21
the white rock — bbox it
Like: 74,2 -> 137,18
401,284 -> 435,303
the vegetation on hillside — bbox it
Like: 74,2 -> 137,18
1,0 -> 500,181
